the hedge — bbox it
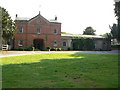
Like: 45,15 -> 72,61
72,37 -> 95,50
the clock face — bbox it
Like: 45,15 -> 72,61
38,20 -> 40,23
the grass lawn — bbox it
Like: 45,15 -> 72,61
1,53 -> 118,88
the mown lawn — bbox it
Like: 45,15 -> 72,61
1,53 -> 118,88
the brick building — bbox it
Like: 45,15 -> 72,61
13,12 -> 110,51
15,12 -> 61,49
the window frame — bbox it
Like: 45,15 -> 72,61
54,29 -> 58,35
63,42 -> 66,46
54,41 -> 57,46
37,28 -> 41,34
18,40 -> 23,46
19,27 -> 23,33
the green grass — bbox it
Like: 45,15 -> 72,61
1,53 -> 118,88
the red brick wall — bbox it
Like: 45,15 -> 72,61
14,15 -> 61,49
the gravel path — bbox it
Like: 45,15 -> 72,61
0,50 -> 119,58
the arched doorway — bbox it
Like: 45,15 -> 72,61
33,39 -> 44,50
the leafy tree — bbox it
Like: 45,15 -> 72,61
109,24 -> 118,37
101,33 -> 112,39
109,1 -> 120,42
114,0 -> 120,19
1,7 -> 17,44
83,26 -> 96,35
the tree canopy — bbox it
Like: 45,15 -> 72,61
83,26 -> 96,35
1,7 -> 17,44
109,1 -> 120,42
114,1 -> 120,19
100,33 -> 112,39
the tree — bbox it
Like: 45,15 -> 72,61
109,24 -> 118,37
114,0 -> 120,19
1,7 -> 17,44
83,26 -> 96,35
109,1 -> 120,43
101,33 -> 112,39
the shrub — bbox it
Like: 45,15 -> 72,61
51,48 -> 56,51
72,38 -> 95,51
41,48 -> 48,51
111,44 -> 120,50
55,48 -> 58,51
67,47 -> 71,51
57,48 -> 62,51
34,49 -> 40,51
47,46 -> 51,49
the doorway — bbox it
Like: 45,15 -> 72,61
33,39 -> 44,50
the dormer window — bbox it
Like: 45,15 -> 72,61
19,27 -> 23,33
37,28 -> 41,34
54,29 -> 57,35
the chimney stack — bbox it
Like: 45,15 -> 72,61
16,14 -> 18,18
55,16 -> 57,21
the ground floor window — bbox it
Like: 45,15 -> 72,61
63,42 -> 66,46
54,41 -> 57,46
18,40 -> 23,46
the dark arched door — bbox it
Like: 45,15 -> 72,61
33,39 -> 44,50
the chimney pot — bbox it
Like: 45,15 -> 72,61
55,16 -> 57,21
16,14 -> 18,18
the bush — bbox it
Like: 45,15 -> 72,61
57,48 -> 62,51
15,48 -> 23,51
34,49 -> 40,51
111,44 -> 120,50
15,46 -> 33,51
41,48 -> 48,51
55,48 -> 58,51
72,38 -> 95,51
51,48 -> 56,51
47,46 -> 51,49
67,47 -> 71,51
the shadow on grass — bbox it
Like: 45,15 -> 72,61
2,53 -> 118,88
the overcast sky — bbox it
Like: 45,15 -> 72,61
1,0 -> 117,35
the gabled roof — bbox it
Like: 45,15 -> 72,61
28,13 -> 50,23
15,13 -> 61,24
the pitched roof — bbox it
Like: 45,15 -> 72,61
15,13 -> 61,24
61,34 -> 105,39
15,17 -> 30,20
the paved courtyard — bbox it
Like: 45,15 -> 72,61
0,50 -> 119,58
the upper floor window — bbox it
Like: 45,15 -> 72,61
19,27 -> 23,33
54,29 -> 57,35
37,28 -> 41,34
54,41 -> 57,46
18,40 -> 23,46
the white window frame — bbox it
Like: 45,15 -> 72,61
54,41 -> 57,46
18,40 -> 23,46
54,29 -> 57,35
37,28 -> 41,34
19,27 -> 23,33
